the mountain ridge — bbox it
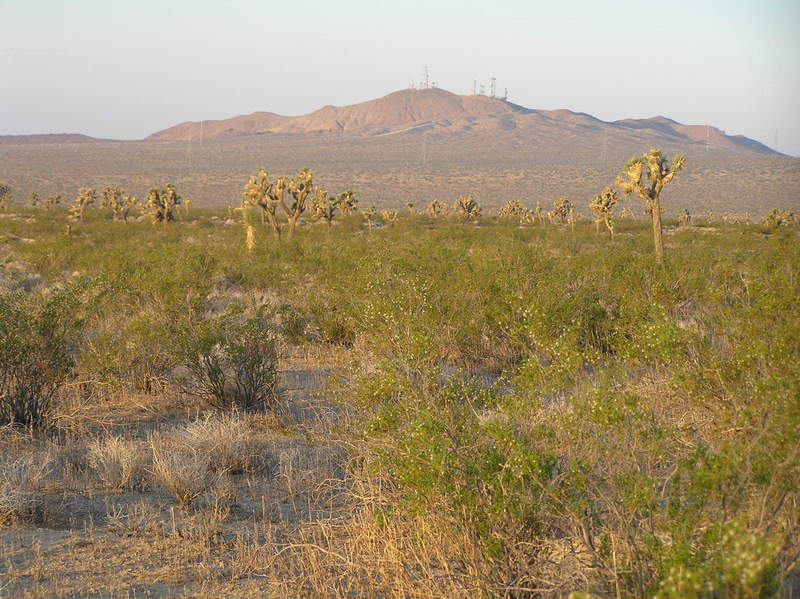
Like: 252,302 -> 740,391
145,88 -> 780,156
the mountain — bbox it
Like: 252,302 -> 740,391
145,88 -> 779,156
0,133 -> 109,145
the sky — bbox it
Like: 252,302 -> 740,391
2,0 -> 799,155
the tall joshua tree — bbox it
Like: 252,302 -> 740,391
616,148 -> 685,264
589,186 -> 618,238
243,169 -> 282,240
283,168 -> 314,241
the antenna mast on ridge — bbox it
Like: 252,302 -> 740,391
420,66 -> 430,90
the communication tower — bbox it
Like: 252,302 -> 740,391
420,66 -> 430,89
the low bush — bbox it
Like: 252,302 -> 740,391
0,283 -> 88,428
178,305 -> 279,411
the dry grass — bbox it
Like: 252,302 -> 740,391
87,435 -> 148,492
0,454 -> 51,526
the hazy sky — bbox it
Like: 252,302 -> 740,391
2,0 -> 799,155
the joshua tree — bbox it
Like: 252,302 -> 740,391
453,195 -> 481,221
498,199 -> 528,221
406,202 -> 415,214
535,200 -> 543,224
337,190 -> 358,215
311,189 -> 338,228
762,209 -> 797,228
27,192 -> 40,208
551,197 -> 572,224
620,206 -> 634,220
427,199 -> 447,217
45,195 -> 61,210
381,210 -> 399,225
145,184 -> 181,224
69,188 -> 96,223
589,187 -> 618,238
243,169 -> 282,240
364,206 -> 377,230
101,185 -> 123,218
183,198 -> 192,214
117,194 -> 138,223
616,148 -> 685,265
281,168 -> 314,240
679,209 -> 691,225
0,183 -> 11,211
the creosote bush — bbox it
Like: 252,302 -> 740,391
178,305 -> 279,411
0,283 -> 87,428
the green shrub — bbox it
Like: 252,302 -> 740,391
0,283 -> 88,428
178,305 -> 279,411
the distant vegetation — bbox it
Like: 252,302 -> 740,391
0,149 -> 799,597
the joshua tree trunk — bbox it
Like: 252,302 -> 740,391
604,216 -> 614,239
595,220 -> 600,234
651,198 -> 664,265
266,213 -> 281,240
286,216 -> 298,240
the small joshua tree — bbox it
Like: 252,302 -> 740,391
243,169 -> 282,240
337,190 -> 358,216
145,184 -> 181,225
762,209 -> 797,228
535,200 -> 543,224
101,185 -> 123,218
69,188 -> 96,223
498,199 -> 528,221
0,182 -> 11,210
364,206 -> 377,230
453,195 -> 481,221
283,168 -> 315,240
381,210 -> 399,225
311,188 -> 338,228
427,199 -> 447,217
589,187 -> 618,238
616,148 -> 685,265
45,195 -> 61,210
679,209 -> 691,225
551,197 -> 572,224
406,202 -> 415,214
27,192 -> 40,208
620,206 -> 634,220
118,194 -> 138,223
